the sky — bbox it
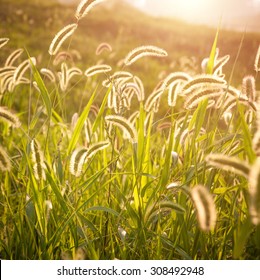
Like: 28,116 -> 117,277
126,0 -> 260,27
60,0 -> 260,30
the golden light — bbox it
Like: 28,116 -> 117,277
173,0 -> 215,23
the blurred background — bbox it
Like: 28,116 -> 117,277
1,0 -> 260,97
59,0 -> 260,31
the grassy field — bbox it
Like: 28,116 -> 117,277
0,0 -> 260,260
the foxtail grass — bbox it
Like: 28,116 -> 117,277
124,45 -> 168,66
0,146 -> 11,172
75,0 -> 107,21
5,48 -> 23,66
85,64 -> 112,77
248,158 -> 260,225
0,106 -> 21,128
191,185 -> 217,232
206,153 -> 250,178
105,115 -> 137,143
0,37 -> 9,49
48,23 -> 78,56
96,42 -> 112,55
254,44 -> 260,72
31,139 -> 46,181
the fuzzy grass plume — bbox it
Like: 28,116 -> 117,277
13,58 -> 36,83
70,141 -> 109,176
40,68 -> 56,83
182,74 -> 226,95
102,71 -> 133,87
248,158 -> 260,225
49,23 -> 78,56
0,38 -> 9,49
242,75 -> 256,101
105,115 -> 137,143
254,44 -> 260,72
69,147 -> 88,177
85,64 -> 112,77
206,154 -> 250,178
191,185 -> 217,232
124,45 -> 168,66
0,106 -> 21,128
0,146 -> 11,172
96,42 -> 112,55
75,0 -> 107,20
31,139 -> 46,181
5,48 -> 23,67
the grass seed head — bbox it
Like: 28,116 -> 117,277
5,48 -> 23,67
124,45 -> 168,66
254,44 -> 260,72
105,115 -> 138,143
69,147 -> 88,177
206,153 -> 250,178
0,146 -> 11,172
0,38 -> 9,49
31,139 -> 46,181
242,75 -> 256,101
85,64 -> 112,77
75,0 -> 107,21
191,185 -> 217,232
96,42 -> 112,55
0,106 -> 21,128
249,158 -> 260,225
48,23 -> 78,56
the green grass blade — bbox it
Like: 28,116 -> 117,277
67,88 -> 96,155
206,27 -> 219,74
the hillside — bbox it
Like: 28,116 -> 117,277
0,0 -> 260,89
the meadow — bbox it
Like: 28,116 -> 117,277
0,0 -> 260,260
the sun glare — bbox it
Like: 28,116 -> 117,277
174,0 -> 212,22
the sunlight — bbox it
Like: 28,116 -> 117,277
174,0 -> 212,22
